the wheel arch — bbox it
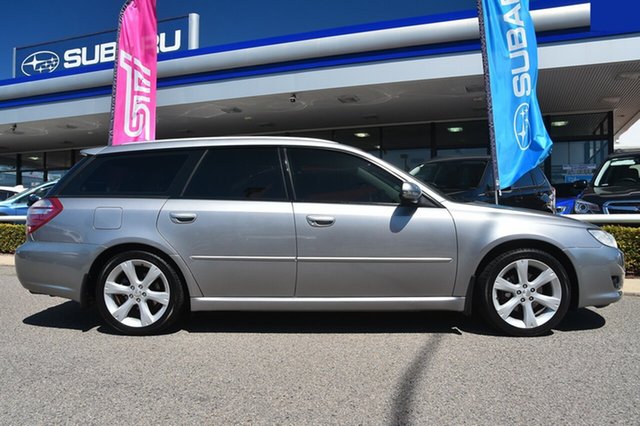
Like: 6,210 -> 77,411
468,239 -> 579,312
80,243 -> 191,311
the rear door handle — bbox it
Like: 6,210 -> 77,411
170,212 -> 197,224
306,215 -> 335,227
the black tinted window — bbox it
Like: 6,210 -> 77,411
413,160 -> 487,190
287,148 -> 401,204
183,147 -> 286,201
595,157 -> 640,187
59,151 -> 193,197
512,171 -> 534,188
529,167 -> 550,187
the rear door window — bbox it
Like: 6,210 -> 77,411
182,147 -> 287,201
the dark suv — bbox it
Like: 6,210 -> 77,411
573,150 -> 640,214
409,156 -> 556,213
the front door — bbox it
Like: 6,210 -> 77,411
286,147 -> 457,297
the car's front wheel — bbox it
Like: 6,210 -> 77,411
96,251 -> 185,335
477,249 -> 570,337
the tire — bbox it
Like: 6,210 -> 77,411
95,251 -> 185,335
477,248 -> 570,337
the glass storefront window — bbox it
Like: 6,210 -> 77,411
437,147 -> 489,158
46,170 -> 68,181
21,152 -> 45,187
381,125 -> 430,171
332,127 -> 381,156
550,140 -> 608,184
0,154 -> 17,186
435,120 -> 489,151
22,171 -> 45,187
548,112 -> 610,139
46,151 -> 73,169
22,153 -> 44,171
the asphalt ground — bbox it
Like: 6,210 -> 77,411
1,265 -> 639,424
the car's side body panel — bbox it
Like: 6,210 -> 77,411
157,199 -> 297,297
446,201 -> 624,304
293,202 -> 457,297
14,137 -> 624,336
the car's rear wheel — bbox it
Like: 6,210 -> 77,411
96,251 -> 184,335
477,249 -> 570,337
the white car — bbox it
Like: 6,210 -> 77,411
0,185 -> 22,201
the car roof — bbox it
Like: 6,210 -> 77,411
608,149 -> 640,159
422,155 -> 491,164
82,136 -> 341,156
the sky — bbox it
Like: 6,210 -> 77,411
617,122 -> 640,148
0,0 -> 475,81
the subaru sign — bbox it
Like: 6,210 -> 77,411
13,14 -> 199,79
20,51 -> 61,76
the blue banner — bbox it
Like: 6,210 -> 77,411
480,0 -> 552,189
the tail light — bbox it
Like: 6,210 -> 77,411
26,197 -> 63,235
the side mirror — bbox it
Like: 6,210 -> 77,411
401,182 -> 421,204
27,193 -> 41,207
572,179 -> 588,190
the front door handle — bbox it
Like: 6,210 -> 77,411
170,212 -> 197,224
306,215 -> 335,227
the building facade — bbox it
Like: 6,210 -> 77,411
0,0 -> 638,188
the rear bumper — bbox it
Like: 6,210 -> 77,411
15,241 -> 102,303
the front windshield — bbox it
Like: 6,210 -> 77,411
593,157 -> 640,187
410,160 -> 486,192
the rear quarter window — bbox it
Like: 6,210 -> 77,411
57,150 -> 198,197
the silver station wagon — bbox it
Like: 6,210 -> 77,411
16,137 -> 624,336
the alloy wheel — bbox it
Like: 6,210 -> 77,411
491,258 -> 562,330
103,259 -> 171,328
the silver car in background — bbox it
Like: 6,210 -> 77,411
16,137 -> 624,336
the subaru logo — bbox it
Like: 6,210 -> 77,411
513,103 -> 531,151
20,51 -> 60,76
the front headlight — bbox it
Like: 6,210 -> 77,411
588,229 -> 618,248
574,199 -> 601,214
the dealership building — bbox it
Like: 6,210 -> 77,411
0,0 -> 639,188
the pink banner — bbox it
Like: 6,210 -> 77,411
110,0 -> 157,145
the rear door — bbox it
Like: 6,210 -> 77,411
157,147 -> 297,297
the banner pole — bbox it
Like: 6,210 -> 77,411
108,0 -> 132,146
476,0 -> 500,205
